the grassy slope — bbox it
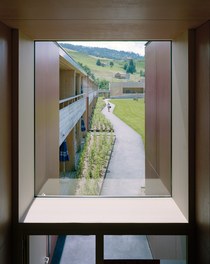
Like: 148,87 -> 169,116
67,49 -> 145,82
111,99 -> 145,144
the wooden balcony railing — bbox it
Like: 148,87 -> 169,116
59,94 -> 86,146
59,93 -> 85,110
88,90 -> 98,105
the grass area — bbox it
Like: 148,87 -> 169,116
76,131 -> 115,195
75,97 -> 115,195
67,49 -> 145,82
111,99 -> 145,144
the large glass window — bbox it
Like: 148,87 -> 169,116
29,235 -> 187,264
34,41 -> 171,197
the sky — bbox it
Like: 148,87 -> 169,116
62,41 -> 146,56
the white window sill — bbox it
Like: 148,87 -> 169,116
23,197 -> 187,223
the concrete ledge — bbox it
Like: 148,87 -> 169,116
23,197 -> 187,224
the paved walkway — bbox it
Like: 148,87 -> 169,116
100,100 -> 145,196
59,102 -> 149,263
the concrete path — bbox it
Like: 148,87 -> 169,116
59,102 -> 150,263
100,100 -> 145,196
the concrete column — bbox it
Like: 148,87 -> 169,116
76,73 -> 81,95
59,70 -> 76,173
75,74 -> 82,152
75,120 -> 82,152
69,70 -> 76,96
62,128 -> 75,172
86,97 -> 89,131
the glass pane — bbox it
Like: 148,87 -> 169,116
29,235 -> 186,264
104,235 -> 153,260
30,235 -> 96,264
104,236 -> 187,263
60,236 -> 95,264
35,41 -> 171,197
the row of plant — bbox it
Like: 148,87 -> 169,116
75,131 -> 115,195
90,98 -> 114,132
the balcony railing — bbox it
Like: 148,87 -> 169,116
59,93 -> 85,109
88,90 -> 98,105
59,94 -> 86,146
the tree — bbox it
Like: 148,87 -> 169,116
96,59 -> 101,66
98,79 -> 109,90
110,61 -> 114,67
126,59 -> 136,74
79,62 -> 97,83
123,63 -> 128,70
140,69 -> 145,77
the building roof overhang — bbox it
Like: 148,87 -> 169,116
0,0 -> 209,40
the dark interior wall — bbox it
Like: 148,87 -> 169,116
145,41 -> 171,192
0,21 -> 12,264
35,42 -> 60,194
195,21 -> 210,264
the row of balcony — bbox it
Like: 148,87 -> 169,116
59,91 -> 98,146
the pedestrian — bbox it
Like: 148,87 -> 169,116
107,102 -> 111,112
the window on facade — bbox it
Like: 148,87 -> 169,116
29,235 -> 187,264
34,41 -> 171,198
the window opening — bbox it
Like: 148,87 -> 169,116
34,41 -> 171,197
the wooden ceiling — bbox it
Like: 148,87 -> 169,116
0,0 -> 209,40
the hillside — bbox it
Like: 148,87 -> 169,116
60,43 -> 144,60
64,49 -> 145,83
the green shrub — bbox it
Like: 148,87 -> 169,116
75,97 -> 116,195
76,132 -> 115,195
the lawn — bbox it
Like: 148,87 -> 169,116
111,99 -> 145,144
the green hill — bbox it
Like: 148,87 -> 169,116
60,43 -> 144,60
65,49 -> 145,83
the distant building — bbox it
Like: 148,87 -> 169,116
110,80 -> 145,98
114,72 -> 130,79
100,62 -> 107,67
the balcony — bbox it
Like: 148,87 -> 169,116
88,90 -> 98,105
59,94 -> 86,145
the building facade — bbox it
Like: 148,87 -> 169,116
0,1 -> 210,263
110,80 -> 145,98
35,41 -> 98,196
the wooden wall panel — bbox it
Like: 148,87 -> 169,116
35,42 -> 59,194
0,21 -> 12,264
195,21 -> 210,264
155,42 -> 171,192
145,41 -> 171,193
145,42 -> 157,178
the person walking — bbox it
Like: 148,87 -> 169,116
107,102 -> 111,112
